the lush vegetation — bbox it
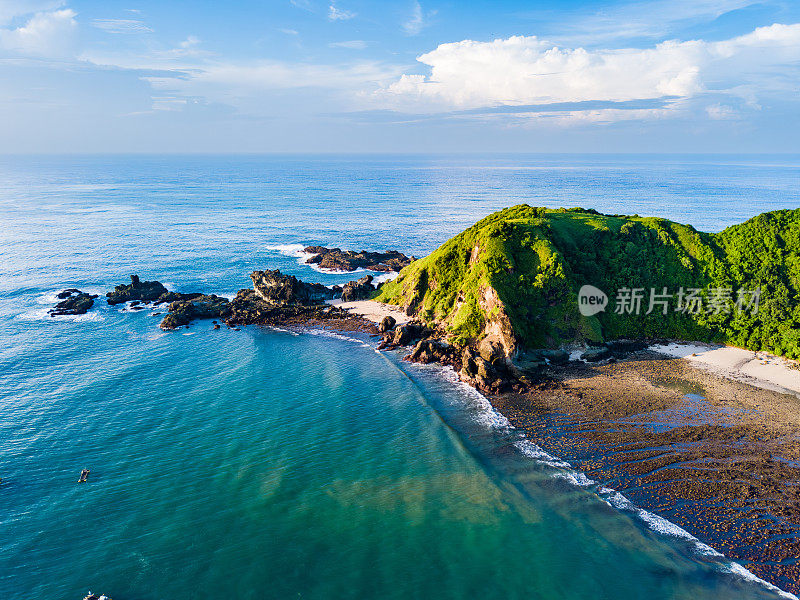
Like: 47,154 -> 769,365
376,205 -> 800,358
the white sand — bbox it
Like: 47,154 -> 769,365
327,299 -> 410,326
651,342 -> 800,396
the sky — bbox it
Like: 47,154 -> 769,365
1,0 -> 799,153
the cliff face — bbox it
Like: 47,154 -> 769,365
376,205 -> 800,359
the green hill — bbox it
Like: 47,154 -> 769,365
376,205 -> 800,359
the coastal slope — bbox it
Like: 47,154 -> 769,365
376,205 -> 800,360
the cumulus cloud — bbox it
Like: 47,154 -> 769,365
0,8 -> 77,57
328,3 -> 355,21
379,23 -> 800,122
0,0 -> 65,26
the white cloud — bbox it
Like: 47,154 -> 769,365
329,40 -> 367,49
532,0 -> 758,45
706,103 -> 738,119
380,23 -> 800,122
280,28 -> 299,35
0,1 -> 64,26
91,18 -> 153,34
290,0 -> 314,11
179,35 -> 200,48
0,8 -> 77,57
328,3 -> 355,21
403,1 -> 424,35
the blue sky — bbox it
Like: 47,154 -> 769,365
1,0 -> 799,152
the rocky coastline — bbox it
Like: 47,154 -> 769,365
45,236 -> 800,595
49,265 -> 383,334
303,246 -> 413,272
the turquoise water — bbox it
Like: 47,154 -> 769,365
1,155 -> 799,599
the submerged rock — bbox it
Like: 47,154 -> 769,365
49,289 -> 98,316
159,294 -> 231,330
251,270 -> 337,305
304,246 -> 413,273
107,275 -> 168,305
340,275 -> 375,302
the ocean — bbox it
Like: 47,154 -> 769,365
1,154 -> 798,599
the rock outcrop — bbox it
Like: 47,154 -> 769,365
304,246 -> 413,272
159,295 -> 231,330
107,275 -> 168,305
340,275 -> 375,302
153,291 -> 203,305
224,289 -> 350,326
250,270 -> 337,305
49,290 -> 98,316
379,315 -> 396,333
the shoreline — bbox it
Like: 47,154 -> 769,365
326,298 -> 411,326
491,353 -> 800,595
650,341 -> 800,397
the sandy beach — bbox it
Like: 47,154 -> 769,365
651,342 -> 800,397
327,299 -> 411,326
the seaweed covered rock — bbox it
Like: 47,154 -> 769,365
340,275 -> 375,302
107,275 -> 168,305
251,270 -> 337,305
159,295 -> 231,329
304,246 -> 413,273
49,290 -> 98,316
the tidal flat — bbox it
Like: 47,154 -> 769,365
493,354 -> 800,594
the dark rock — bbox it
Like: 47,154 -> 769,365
303,246 -> 413,273
130,300 -> 140,307
391,321 -> 426,347
409,339 -> 452,364
49,290 -> 98,316
378,315 -> 396,333
340,275 -> 375,302
478,338 -> 506,364
605,339 -> 648,357
213,323 -> 220,330
160,294 -> 231,330
540,349 -> 570,365
220,288 -> 376,334
153,291 -> 204,305
107,275 -> 168,305
250,270 -> 337,305
581,346 -> 611,362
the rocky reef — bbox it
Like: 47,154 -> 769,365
340,275 -> 375,302
49,289 -> 98,316
159,294 -> 232,329
304,246 -> 413,272
158,270 -> 374,330
107,275 -> 168,305
251,269 -> 338,305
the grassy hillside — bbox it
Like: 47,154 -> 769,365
376,205 -> 800,358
